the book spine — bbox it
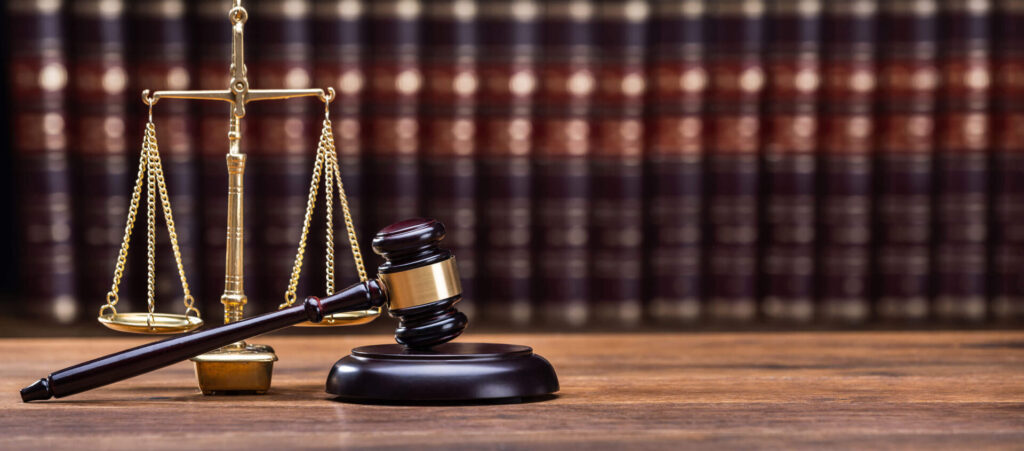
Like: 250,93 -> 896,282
592,0 -> 648,326
818,0 -> 877,323
646,0 -> 705,323
0,0 -> 12,308
194,0 -> 235,317
421,0 -> 479,319
478,0 -> 539,326
366,0 -> 422,241
761,0 -> 821,322
934,0 -> 991,321
6,0 -> 78,322
71,0 -> 131,318
249,0 -> 314,313
992,0 -> 1024,321
536,0 -> 594,327
130,0 -> 199,313
707,0 -> 765,322
313,0 -> 366,291
875,0 -> 938,321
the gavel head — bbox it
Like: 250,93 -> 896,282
372,218 -> 468,349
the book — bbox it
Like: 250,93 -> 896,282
992,0 -> 1024,321
70,0 -> 131,318
421,0 -> 479,319
875,0 -> 938,321
818,0 -> 878,323
194,0 -> 237,317
535,0 -> 595,327
478,0 -> 539,326
365,0 -> 423,244
248,0 -> 315,313
934,0 -> 991,321
129,0 -> 200,314
761,0 -> 821,322
312,0 -> 367,291
0,0 -> 13,309
7,0 -> 79,322
646,0 -> 705,323
706,0 -> 765,322
592,0 -> 648,326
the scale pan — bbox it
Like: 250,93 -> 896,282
295,308 -> 381,327
98,312 -> 204,334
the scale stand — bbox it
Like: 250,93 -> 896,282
136,0 -> 348,394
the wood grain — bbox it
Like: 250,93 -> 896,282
1,332 -> 1022,449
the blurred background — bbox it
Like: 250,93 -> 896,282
1,0 -> 1022,336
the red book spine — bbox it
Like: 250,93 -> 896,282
366,0 -> 422,240
536,0 -> 594,327
818,0 -> 877,322
876,0 -> 938,321
478,0 -> 539,326
7,0 -> 79,322
592,0 -> 648,326
646,0 -> 705,323
195,0 -> 236,317
130,0 -> 199,313
421,0 -> 479,319
71,0 -> 131,318
250,0 -> 315,313
761,0 -> 821,322
313,0 -> 366,291
934,0 -> 991,321
992,0 -> 1024,321
707,0 -> 765,322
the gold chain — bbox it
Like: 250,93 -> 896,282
327,129 -> 368,283
281,126 -> 324,308
145,122 -> 200,318
324,133 -> 336,294
99,119 -> 200,320
100,133 -> 148,317
146,122 -> 157,322
280,110 -> 367,308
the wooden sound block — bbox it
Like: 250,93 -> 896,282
326,343 -> 559,403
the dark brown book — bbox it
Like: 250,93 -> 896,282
70,0 -> 131,319
818,0 -> 877,323
934,0 -> 991,321
761,0 -> 821,322
7,0 -> 79,322
248,0 -> 315,314
646,0 -> 705,323
992,0 -> 1024,321
421,0 -> 480,319
193,0 -> 238,317
591,0 -> 648,326
129,0 -> 200,314
535,0 -> 595,327
365,0 -> 423,242
478,0 -> 539,326
706,0 -> 765,322
875,0 -> 938,321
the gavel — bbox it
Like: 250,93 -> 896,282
21,218 -> 473,402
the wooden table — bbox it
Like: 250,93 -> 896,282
1,332 -> 1022,449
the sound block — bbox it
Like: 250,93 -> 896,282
326,343 -> 559,402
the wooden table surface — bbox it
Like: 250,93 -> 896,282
1,332 -> 1022,449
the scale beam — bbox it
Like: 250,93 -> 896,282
144,89 -> 331,108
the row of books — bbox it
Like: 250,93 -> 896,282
5,0 -> 1024,328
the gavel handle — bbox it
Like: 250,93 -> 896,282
21,280 -> 386,402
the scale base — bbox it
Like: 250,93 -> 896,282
326,343 -> 559,403
191,343 -> 277,395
